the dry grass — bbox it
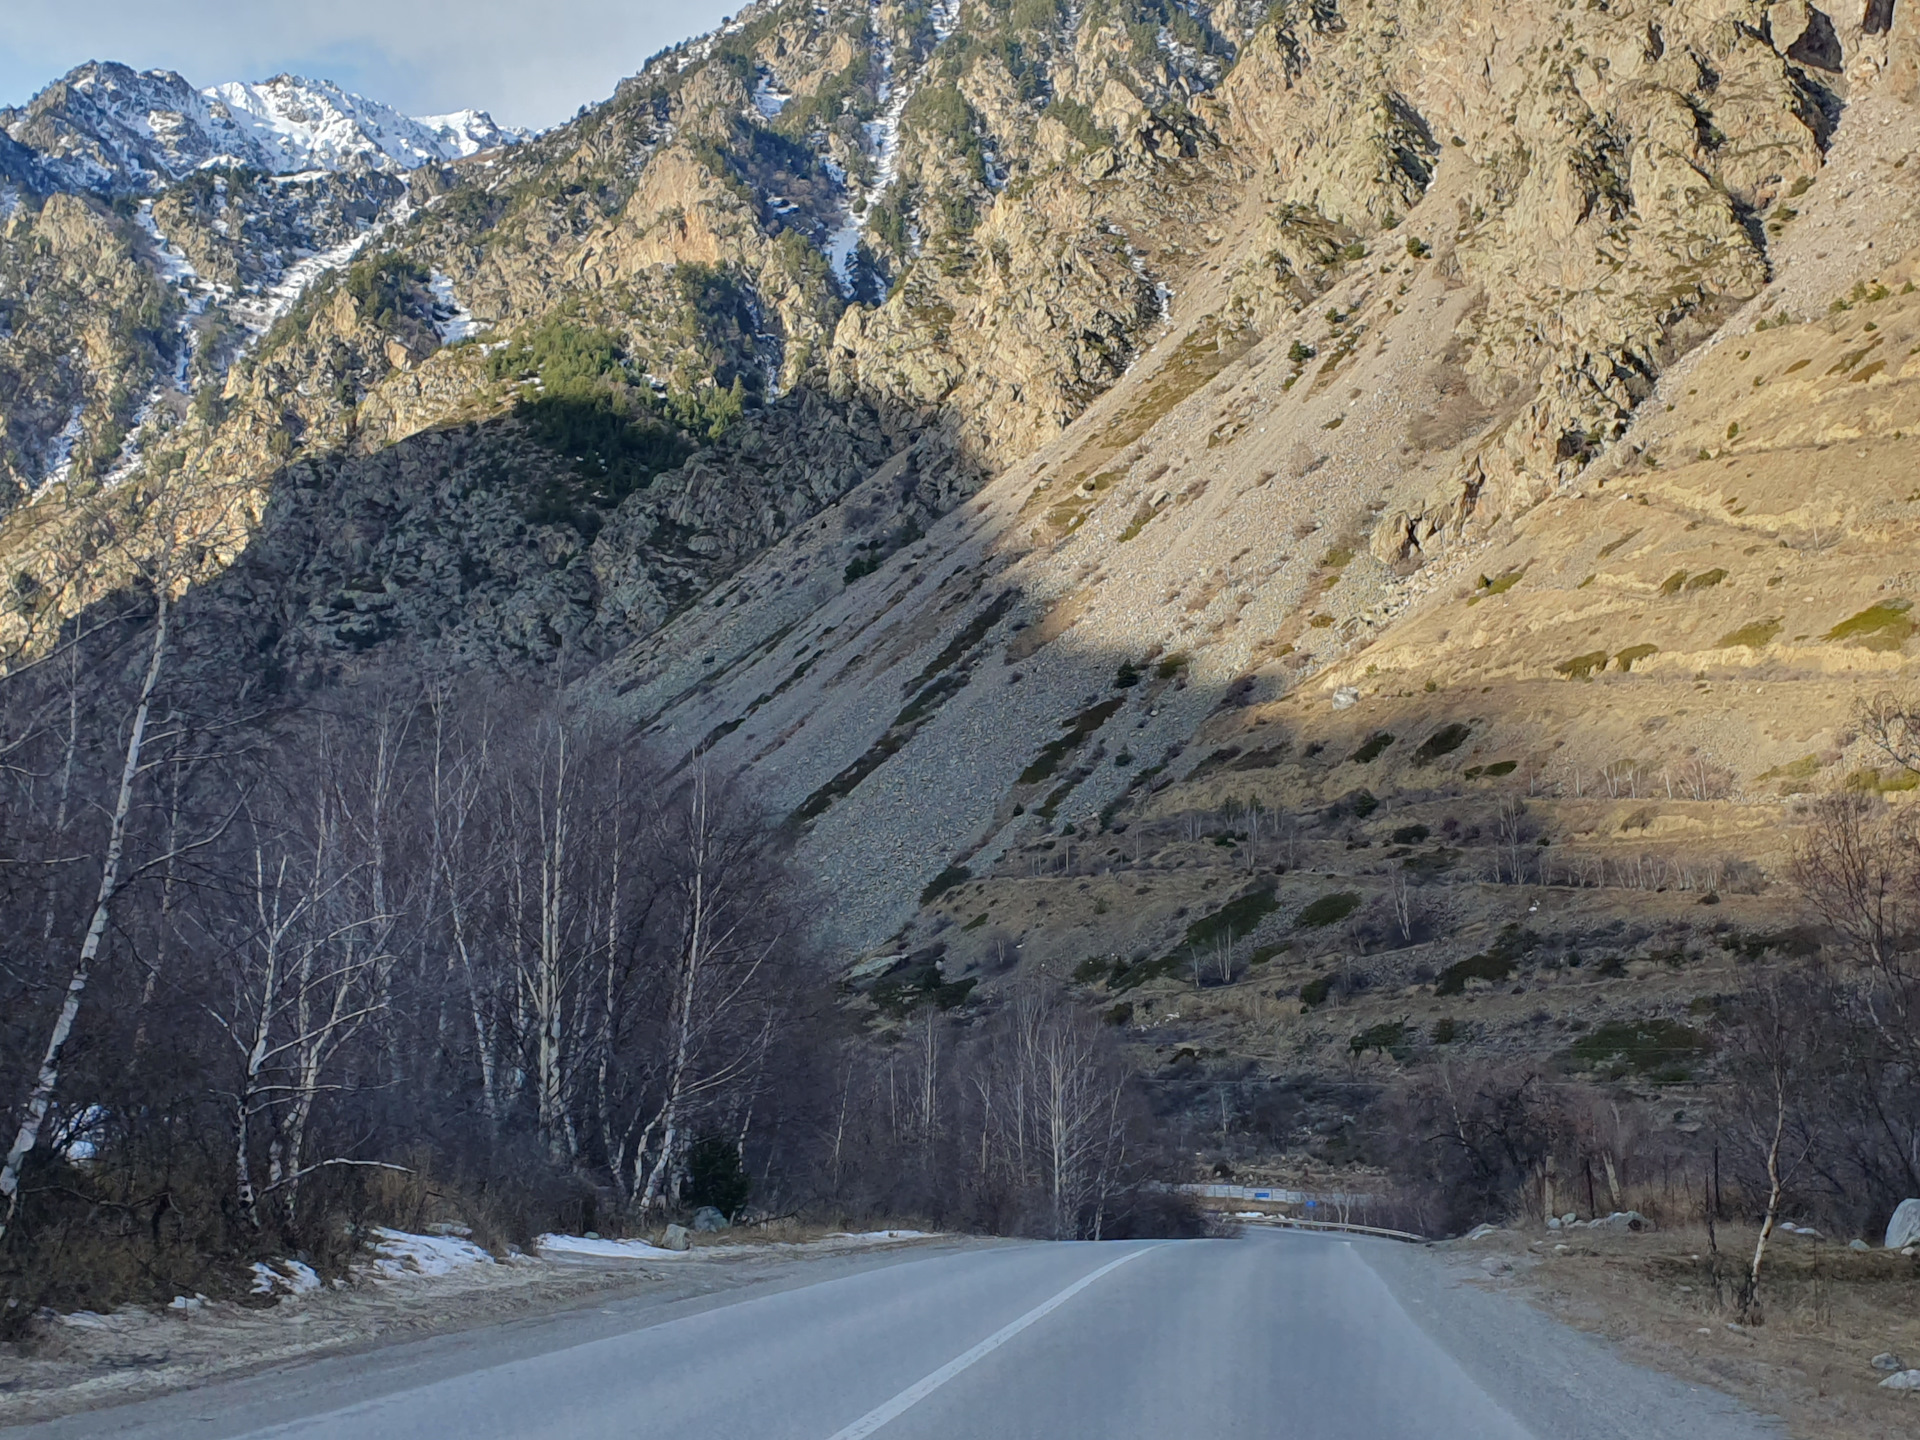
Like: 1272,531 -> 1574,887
1461,1223 -> 1920,1440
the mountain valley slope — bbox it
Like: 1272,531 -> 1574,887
5,0 -> 1920,1203
568,1 -> 1920,1197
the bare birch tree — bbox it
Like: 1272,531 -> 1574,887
974,985 -> 1132,1239
1728,977 -> 1812,1322
0,585 -> 171,1243
632,765 -> 776,1212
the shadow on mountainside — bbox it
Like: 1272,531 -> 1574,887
100,384 -> 969,698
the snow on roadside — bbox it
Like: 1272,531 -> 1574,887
39,1224 -> 938,1349
535,1228 -> 939,1261
244,1228 -> 492,1300
831,1229 -> 934,1240
251,1259 -> 323,1296
367,1226 -> 495,1279
536,1234 -> 694,1260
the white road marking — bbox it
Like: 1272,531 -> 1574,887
822,1245 -> 1162,1440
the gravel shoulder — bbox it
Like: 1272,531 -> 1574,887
1371,1224 -> 1920,1440
0,1233 -> 977,1434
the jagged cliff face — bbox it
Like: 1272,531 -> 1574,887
1225,0 -> 1838,554
6,0 -> 1920,974
0,194 -> 172,502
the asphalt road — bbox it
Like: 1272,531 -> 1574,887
8,1230 -> 1780,1440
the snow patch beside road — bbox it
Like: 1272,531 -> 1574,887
537,1234 -> 691,1260
368,1227 -> 496,1279
246,1228 -> 493,1297
536,1228 -> 938,1261
251,1259 -> 323,1296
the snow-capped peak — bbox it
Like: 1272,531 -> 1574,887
2,61 -> 524,194
201,75 -> 520,173
413,110 -> 519,161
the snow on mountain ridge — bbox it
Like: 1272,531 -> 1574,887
2,61 -> 522,193
202,75 -> 518,173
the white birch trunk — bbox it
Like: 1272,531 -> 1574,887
0,589 -> 169,1241
638,772 -> 713,1212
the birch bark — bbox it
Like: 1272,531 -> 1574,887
0,588 -> 169,1242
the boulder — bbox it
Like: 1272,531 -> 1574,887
1872,1353 -> 1905,1372
1879,1370 -> 1920,1392
1595,1210 -> 1648,1232
661,1224 -> 691,1252
1850,1238 -> 1872,1252
1885,1198 -> 1920,1250
691,1206 -> 730,1233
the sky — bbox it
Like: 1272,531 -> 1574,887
0,0 -> 738,131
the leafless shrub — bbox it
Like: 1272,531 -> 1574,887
1679,752 -> 1734,801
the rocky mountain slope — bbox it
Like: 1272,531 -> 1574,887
0,62 -> 513,510
591,0 -> 1916,930
3,0 -> 1253,655
576,0 -> 1920,1176
6,0 -> 1920,1180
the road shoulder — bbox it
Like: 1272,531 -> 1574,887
1394,1225 -> 1920,1440
1343,1231 -> 1788,1440
0,1235 -> 988,1435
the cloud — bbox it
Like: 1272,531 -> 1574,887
0,0 -> 736,130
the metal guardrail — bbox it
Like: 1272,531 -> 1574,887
1236,1215 -> 1429,1244
1177,1185 -> 1419,1240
